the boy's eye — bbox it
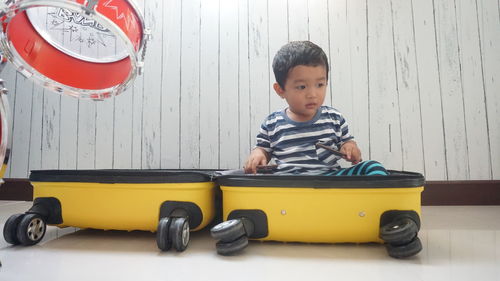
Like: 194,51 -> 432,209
317,83 -> 325,88
296,85 -> 306,90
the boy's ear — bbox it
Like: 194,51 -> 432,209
273,83 -> 285,98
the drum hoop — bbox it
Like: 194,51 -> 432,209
126,0 -> 146,39
0,34 -> 134,99
0,0 -> 145,98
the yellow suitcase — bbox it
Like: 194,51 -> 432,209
3,169 -> 217,252
211,171 -> 424,258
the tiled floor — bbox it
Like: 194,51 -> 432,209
1,201 -> 499,281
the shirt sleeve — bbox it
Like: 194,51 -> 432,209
338,112 -> 354,145
255,121 -> 273,153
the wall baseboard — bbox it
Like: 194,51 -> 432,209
421,180 -> 500,205
1,179 -> 33,201
1,178 -> 499,205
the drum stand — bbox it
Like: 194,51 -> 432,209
0,54 -> 9,185
0,53 -> 7,268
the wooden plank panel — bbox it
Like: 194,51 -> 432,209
131,1 -> 146,169
141,0 -> 162,169
219,0 -> 240,169
331,0 -> 372,168
113,89 -> 133,169
111,0 -> 140,168
200,0 -> 220,169
391,0 -> 425,174
367,0 -> 403,170
132,79 -> 144,169
412,0 -> 447,180
58,95 -> 78,169
346,0 -> 370,159
160,0 -> 182,169
131,78 -> 144,168
180,0 -> 201,168
329,0 -> 353,123
9,75 -> 33,177
28,87 -> 44,172
95,98 -> 114,169
434,0 -> 469,180
308,0 -> 330,66
456,0 -> 491,179
288,0 -> 309,41
248,0 -> 270,154
308,0 -> 331,107
238,0 -> 251,167
76,101 -> 96,169
477,0 -> 500,179
268,0 -> 288,113
41,93 -> 60,169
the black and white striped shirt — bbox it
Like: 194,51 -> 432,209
256,106 -> 354,175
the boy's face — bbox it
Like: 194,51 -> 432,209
274,65 -> 328,122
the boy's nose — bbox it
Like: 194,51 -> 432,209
306,89 -> 317,98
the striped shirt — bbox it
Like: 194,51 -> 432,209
256,106 -> 354,175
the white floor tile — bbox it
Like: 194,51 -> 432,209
1,204 -> 499,281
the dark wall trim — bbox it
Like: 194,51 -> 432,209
421,180 -> 500,205
1,178 -> 499,205
1,179 -> 33,201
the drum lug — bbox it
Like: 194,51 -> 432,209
137,62 -> 144,75
0,86 -> 7,96
0,0 -> 15,19
144,28 -> 152,39
83,0 -> 99,15
18,67 -> 33,79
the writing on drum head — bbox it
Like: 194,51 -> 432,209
26,6 -> 129,62
53,8 -> 109,32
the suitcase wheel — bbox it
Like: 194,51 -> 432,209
211,218 -> 254,255
385,236 -> 422,258
215,235 -> 249,256
210,219 -> 246,242
156,217 -> 172,251
157,216 -> 190,252
3,213 -> 24,245
16,213 -> 46,246
170,217 -> 190,252
379,217 -> 419,245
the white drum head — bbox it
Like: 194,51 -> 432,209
26,7 -> 129,63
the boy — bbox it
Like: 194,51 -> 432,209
244,41 -> 388,176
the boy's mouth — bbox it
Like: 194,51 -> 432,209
305,103 -> 317,108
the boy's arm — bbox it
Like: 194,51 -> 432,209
333,110 -> 361,164
244,147 -> 270,174
340,140 -> 362,165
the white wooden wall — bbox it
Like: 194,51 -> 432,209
2,0 -> 500,180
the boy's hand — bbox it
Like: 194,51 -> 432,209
244,148 -> 270,174
340,140 -> 362,165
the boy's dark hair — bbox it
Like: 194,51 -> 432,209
272,41 -> 329,89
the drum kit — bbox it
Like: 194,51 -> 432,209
0,0 -> 149,181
